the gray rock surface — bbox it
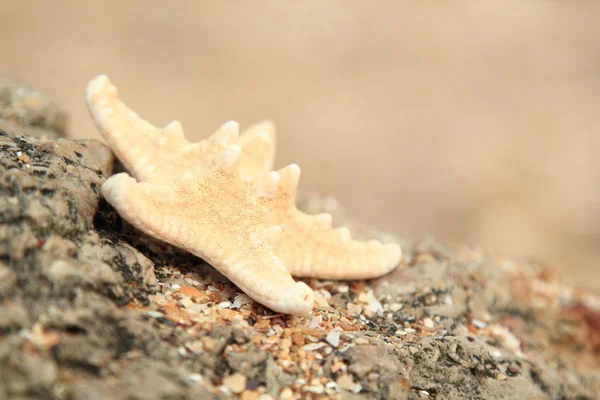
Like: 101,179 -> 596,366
0,74 -> 67,139
0,77 -> 598,400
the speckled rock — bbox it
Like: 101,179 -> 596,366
0,74 -> 68,139
1,78 -> 599,400
0,117 -> 218,399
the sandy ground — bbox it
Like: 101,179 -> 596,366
1,1 -> 599,291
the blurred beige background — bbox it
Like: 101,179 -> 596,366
2,1 -> 599,292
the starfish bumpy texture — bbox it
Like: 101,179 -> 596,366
86,75 -> 402,314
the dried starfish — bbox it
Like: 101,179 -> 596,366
86,75 -> 401,314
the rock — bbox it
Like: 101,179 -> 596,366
223,372 -> 247,394
0,73 -> 68,139
1,77 -> 599,400
0,114 -> 217,397
325,330 -> 341,347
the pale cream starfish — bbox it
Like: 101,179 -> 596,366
86,75 -> 402,315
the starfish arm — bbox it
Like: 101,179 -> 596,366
280,228 -> 402,279
211,250 -> 314,315
269,164 -> 403,279
101,151 -> 314,315
101,173 -> 181,240
86,75 -> 178,182
87,75 -> 241,185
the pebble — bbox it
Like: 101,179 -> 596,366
223,373 -> 247,394
423,318 -> 435,328
472,319 -> 487,329
496,373 -> 507,381
368,372 -> 380,382
357,292 -> 370,303
240,390 -> 262,400
232,293 -> 252,308
279,388 -> 294,399
337,284 -> 349,293
367,299 -> 383,314
507,365 -> 520,375
337,375 -> 362,394
180,298 -> 194,309
302,342 -> 327,351
201,337 -> 216,351
146,311 -> 164,318
313,291 -> 329,307
304,385 -> 324,394
347,303 -> 363,315
179,285 -> 209,302
326,331 -> 341,347
292,332 -> 305,347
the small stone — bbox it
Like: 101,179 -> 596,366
347,303 -> 362,315
313,291 -> 329,307
337,375 -> 362,394
309,315 -> 322,329
279,388 -> 294,399
507,365 -> 520,375
201,337 -> 216,351
367,299 -> 383,314
179,285 -> 209,302
223,373 -> 247,394
326,331 -> 341,347
240,390 -> 262,400
17,152 -> 30,163
357,292 -> 370,303
232,293 -> 253,308
146,310 -> 164,319
302,342 -> 327,351
161,303 -> 192,325
337,284 -> 349,293
496,373 -> 507,381
280,338 -> 292,350
368,372 -> 380,382
292,332 -> 305,347
354,338 -> 369,345
423,318 -> 435,328
304,385 -> 324,394
180,298 -> 194,308
472,319 -> 487,329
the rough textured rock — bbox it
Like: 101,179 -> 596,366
0,79 -> 599,400
0,104 -> 217,398
0,74 -> 67,139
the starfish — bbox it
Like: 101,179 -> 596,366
86,75 -> 402,314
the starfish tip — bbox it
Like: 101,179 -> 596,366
86,74 -> 112,101
275,281 -> 314,315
